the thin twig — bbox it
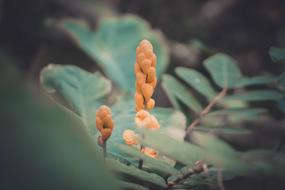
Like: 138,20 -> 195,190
103,141 -> 107,163
167,161 -> 204,188
185,87 -> 227,135
138,135 -> 145,169
217,167 -> 226,190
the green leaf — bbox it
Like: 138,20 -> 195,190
191,132 -> 238,157
201,108 -> 267,126
1,64 -> 119,190
107,159 -> 167,188
162,74 -> 203,112
116,144 -> 177,176
140,130 -> 205,166
223,90 -> 284,102
115,180 -> 149,190
195,126 -> 251,135
276,72 -> 285,92
175,67 -> 217,100
235,75 -> 276,87
203,53 -> 242,88
269,47 -> 285,62
140,130 -> 250,175
41,64 -> 111,133
62,15 -> 169,92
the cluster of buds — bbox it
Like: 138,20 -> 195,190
134,39 -> 157,112
123,39 -> 160,159
96,105 -> 114,145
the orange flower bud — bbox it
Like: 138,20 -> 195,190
96,105 -> 114,142
140,59 -> 151,74
134,63 -> 141,73
123,129 -> 139,145
137,53 -> 145,64
150,78 -> 157,88
147,67 -> 156,83
141,147 -> 158,158
146,98 -> 155,110
141,83 -> 154,101
135,110 -> 160,130
134,92 -> 144,112
136,72 -> 146,86
151,54 -> 157,67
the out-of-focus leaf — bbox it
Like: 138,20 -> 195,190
235,75 -> 276,87
195,126 -> 251,135
161,77 -> 182,110
277,99 -> 285,113
201,108 -> 267,126
41,64 -> 111,133
116,144 -> 177,176
223,90 -> 284,102
175,67 -> 217,100
1,65 -> 118,190
140,130 -> 204,166
162,74 -> 203,112
191,132 -> 238,157
140,130 -> 250,175
107,159 -> 167,188
115,180 -> 149,190
152,108 -> 186,140
242,150 -> 285,179
203,53 -> 242,88
276,72 -> 285,92
62,15 -> 169,92
269,47 -> 285,62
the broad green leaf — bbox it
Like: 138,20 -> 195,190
62,15 -> 169,92
162,74 -> 203,112
115,180 -> 149,190
223,90 -> 284,102
116,144 -> 177,176
162,78 -> 182,110
175,67 -> 217,100
191,132 -> 238,157
41,64 -> 111,133
140,130 -> 206,166
107,159 -> 167,188
203,53 -> 242,88
269,47 -> 285,62
1,64 -> 118,190
235,75 -> 276,87
201,108 -> 267,126
140,130 -> 250,175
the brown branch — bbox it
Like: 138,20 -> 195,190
167,161 -> 204,188
185,87 -> 227,135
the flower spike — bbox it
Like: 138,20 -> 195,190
134,39 -> 157,112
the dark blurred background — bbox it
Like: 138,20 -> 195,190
0,0 -> 284,75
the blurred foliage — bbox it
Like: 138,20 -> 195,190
0,63 -> 118,190
61,15 -> 169,92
